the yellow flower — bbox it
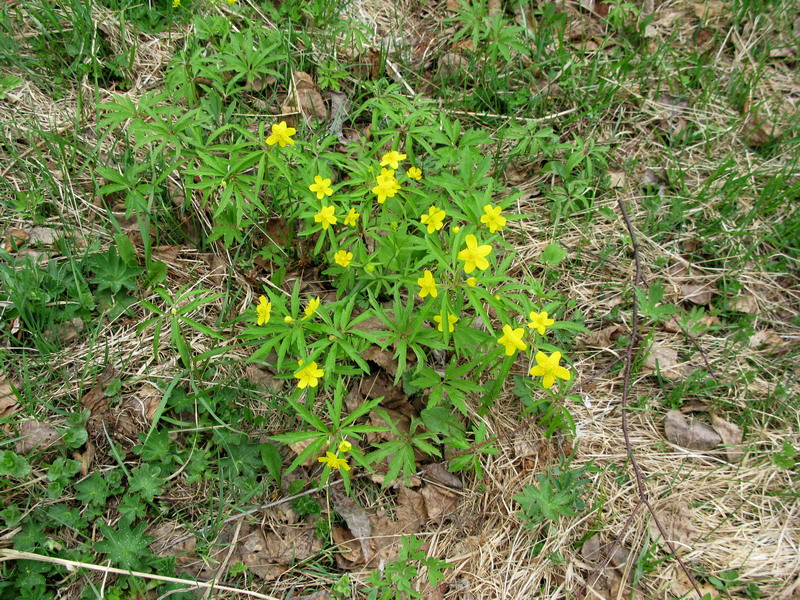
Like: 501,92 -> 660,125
338,440 -> 352,453
466,277 -> 477,287
527,311 -> 555,335
457,234 -> 492,274
434,313 -> 458,333
371,179 -> 399,204
420,205 -> 446,234
376,168 -> 397,185
314,205 -> 337,230
406,166 -> 422,180
303,297 -> 321,320
309,175 -> 333,199
480,204 -> 507,233
529,351 -> 571,389
295,361 -> 324,389
497,324 -> 527,356
172,0 -> 180,7
284,315 -> 294,323
256,295 -> 271,325
226,0 -> 236,4
318,451 -> 350,471
417,270 -> 438,299
334,249 -> 353,267
452,226 -> 460,233
380,150 -> 407,170
265,121 -> 296,147
344,207 -> 360,227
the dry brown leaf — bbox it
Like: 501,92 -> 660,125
681,283 -> 715,305
679,399 -> 710,413
293,71 -> 327,121
648,503 -> 696,555
332,525 -> 364,564
16,420 -> 62,454
578,324 -> 624,348
0,379 -> 20,419
28,227 -> 58,246
288,438 -> 322,468
730,293 -> 759,314
421,484 -> 458,524
240,524 -> 322,579
139,383 -> 162,422
82,366 -> 117,417
748,329 -> 783,349
424,463 -> 463,489
200,253 -> 227,287
488,0 -> 502,17
710,413 -> 744,463
362,345 -> 399,378
332,487 -> 373,563
362,371 -> 407,406
437,53 -> 468,79
73,442 -> 95,476
742,112 -> 782,148
644,344 -> 692,380
396,485 -> 428,530
4,229 -> 29,251
608,170 -> 627,188
664,410 -> 721,451
691,0 -> 726,21
245,364 -> 284,394
667,566 -> 718,599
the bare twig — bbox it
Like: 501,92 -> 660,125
577,198 -> 703,598
0,549 -> 280,600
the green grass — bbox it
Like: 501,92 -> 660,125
1,0 -> 799,598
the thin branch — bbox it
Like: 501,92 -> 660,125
577,198 -> 703,598
0,549 -> 280,600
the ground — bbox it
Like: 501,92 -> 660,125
0,1 -> 798,599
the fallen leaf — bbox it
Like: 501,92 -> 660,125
664,410 -> 721,451
423,463 -> 463,489
730,293 -> 759,314
608,170 -> 627,188
667,566 -> 718,599
28,227 -> 58,246
644,344 -> 693,380
396,485 -> 428,530
73,442 -> 95,476
332,487 -> 373,563
200,253 -> 227,287
742,112 -> 782,148
362,345 -> 399,378
0,379 -> 20,418
293,71 -> 327,121
4,229 -> 29,251
648,503 -> 696,555
420,484 -> 458,524
240,523 -> 322,579
327,90 -> 351,142
16,420 -> 62,454
288,438 -> 322,468
45,318 -> 85,345
709,413 -> 744,463
748,329 -> 783,349
681,283 -> 714,305
679,399 -> 710,413
139,383 -> 162,422
437,53 -> 468,79
578,324 -> 624,348
245,364 -> 284,394
691,0 -> 726,21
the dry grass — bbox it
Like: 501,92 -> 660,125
1,0 -> 799,599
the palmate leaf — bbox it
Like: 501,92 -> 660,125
96,519 -> 153,570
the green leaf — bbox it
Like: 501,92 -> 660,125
260,443 -> 283,486
0,451 -> 30,478
127,464 -> 165,502
540,242 -> 567,266
113,233 -> 138,266
74,471 -> 110,507
96,519 -> 153,570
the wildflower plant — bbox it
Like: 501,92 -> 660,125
99,77 -> 585,490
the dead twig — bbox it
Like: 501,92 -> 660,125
577,198 -> 703,599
